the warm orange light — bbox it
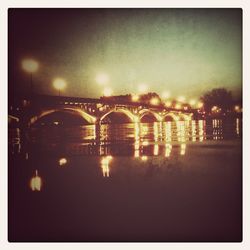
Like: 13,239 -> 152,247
59,158 -> 67,166
180,143 -> 186,155
53,78 -> 67,91
101,155 -> 112,177
165,143 -> 172,157
175,103 -> 182,109
211,106 -> 218,112
30,170 -> 42,191
234,105 -> 240,112
150,97 -> 160,105
165,101 -> 172,107
197,102 -> 203,109
141,155 -> 148,161
153,144 -> 159,156
132,94 -> 140,102
22,59 -> 39,73
189,99 -> 196,106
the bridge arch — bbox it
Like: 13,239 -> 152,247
162,112 -> 180,122
178,113 -> 193,121
99,108 -> 138,123
29,107 -> 96,126
139,109 -> 162,122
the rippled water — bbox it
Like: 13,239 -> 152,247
9,118 -> 241,155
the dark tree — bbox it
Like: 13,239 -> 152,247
201,88 -> 233,113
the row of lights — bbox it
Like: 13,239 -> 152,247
22,61 -> 205,108
22,58 -> 67,95
131,93 -> 204,109
95,73 -> 203,107
211,105 -> 242,113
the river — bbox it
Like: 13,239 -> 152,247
8,118 -> 242,242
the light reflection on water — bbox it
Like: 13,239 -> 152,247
9,118 -> 242,181
9,119 -> 242,154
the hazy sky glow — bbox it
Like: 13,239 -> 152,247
9,8 -> 242,99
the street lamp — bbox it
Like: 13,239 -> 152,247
96,73 -> 109,85
53,78 -> 67,96
189,99 -> 196,106
150,97 -> 160,106
132,94 -> 140,102
22,58 -> 39,96
197,101 -> 204,109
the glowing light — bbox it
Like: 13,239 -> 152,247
132,94 -> 140,102
142,125 -> 149,133
234,105 -> 240,112
198,120 -> 204,141
189,99 -> 196,106
197,102 -> 204,109
162,91 -> 170,99
134,141 -> 140,158
165,101 -> 172,107
177,96 -> 186,103
164,122 -> 172,142
180,143 -> 186,155
30,170 -> 42,191
177,121 -> 186,142
59,158 -> 67,166
101,155 -> 112,177
103,87 -> 113,97
22,59 -> 39,73
153,122 -> 159,142
175,103 -> 182,110
138,84 -> 148,93
211,106 -> 221,113
211,106 -> 218,112
53,78 -> 67,91
165,143 -> 172,157
236,118 -> 240,135
95,73 -> 109,85
150,97 -> 160,105
142,141 -> 149,146
141,155 -> 148,161
191,120 -> 196,142
134,122 -> 140,157
153,144 -> 159,156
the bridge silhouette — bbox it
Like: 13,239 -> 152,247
9,94 -> 195,127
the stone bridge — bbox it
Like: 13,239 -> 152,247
9,94 -> 195,127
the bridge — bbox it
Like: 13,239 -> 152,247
9,94 -> 195,127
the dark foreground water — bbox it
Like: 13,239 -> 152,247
8,118 -> 242,242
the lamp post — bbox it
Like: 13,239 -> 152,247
53,78 -> 67,96
22,59 -> 39,97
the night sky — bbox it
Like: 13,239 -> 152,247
8,8 -> 242,99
